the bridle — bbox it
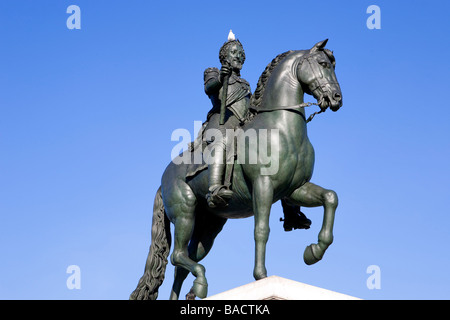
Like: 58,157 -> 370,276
301,54 -> 338,94
250,52 -> 338,123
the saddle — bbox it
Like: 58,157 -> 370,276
185,125 -> 209,179
185,122 -> 235,189
185,111 -> 255,186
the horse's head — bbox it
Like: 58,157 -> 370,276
297,39 -> 342,112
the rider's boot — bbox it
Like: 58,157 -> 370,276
206,143 -> 233,208
280,199 -> 311,231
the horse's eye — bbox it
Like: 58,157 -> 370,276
319,62 -> 328,68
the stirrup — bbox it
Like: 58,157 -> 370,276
206,185 -> 233,208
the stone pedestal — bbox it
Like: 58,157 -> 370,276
204,275 -> 360,300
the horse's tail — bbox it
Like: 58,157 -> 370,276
130,186 -> 171,300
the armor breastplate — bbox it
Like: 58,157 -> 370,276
204,68 -> 252,123
219,76 -> 251,122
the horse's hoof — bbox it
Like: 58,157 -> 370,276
254,273 -> 267,281
185,289 -> 196,300
303,244 -> 322,265
253,266 -> 267,280
193,277 -> 208,299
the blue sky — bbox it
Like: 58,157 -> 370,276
0,0 -> 449,300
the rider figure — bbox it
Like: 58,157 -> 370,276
203,31 -> 251,208
203,31 -> 312,230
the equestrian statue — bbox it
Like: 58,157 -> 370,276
130,31 -> 343,300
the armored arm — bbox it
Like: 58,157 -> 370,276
204,66 -> 232,96
204,68 -> 221,95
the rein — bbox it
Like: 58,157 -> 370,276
249,101 -> 324,123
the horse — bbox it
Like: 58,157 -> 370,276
130,39 -> 343,300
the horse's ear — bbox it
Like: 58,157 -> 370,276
310,39 -> 328,53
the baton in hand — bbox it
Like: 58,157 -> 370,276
219,63 -> 230,126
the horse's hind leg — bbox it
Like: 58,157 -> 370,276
287,182 -> 338,265
164,182 -> 208,299
170,212 -> 227,300
170,266 -> 189,300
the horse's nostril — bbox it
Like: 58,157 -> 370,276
333,92 -> 342,101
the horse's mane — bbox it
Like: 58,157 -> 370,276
250,50 -> 294,109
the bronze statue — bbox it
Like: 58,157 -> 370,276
130,32 -> 343,300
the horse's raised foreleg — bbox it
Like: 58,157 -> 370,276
252,176 -> 274,280
169,213 -> 227,300
287,182 -> 338,265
